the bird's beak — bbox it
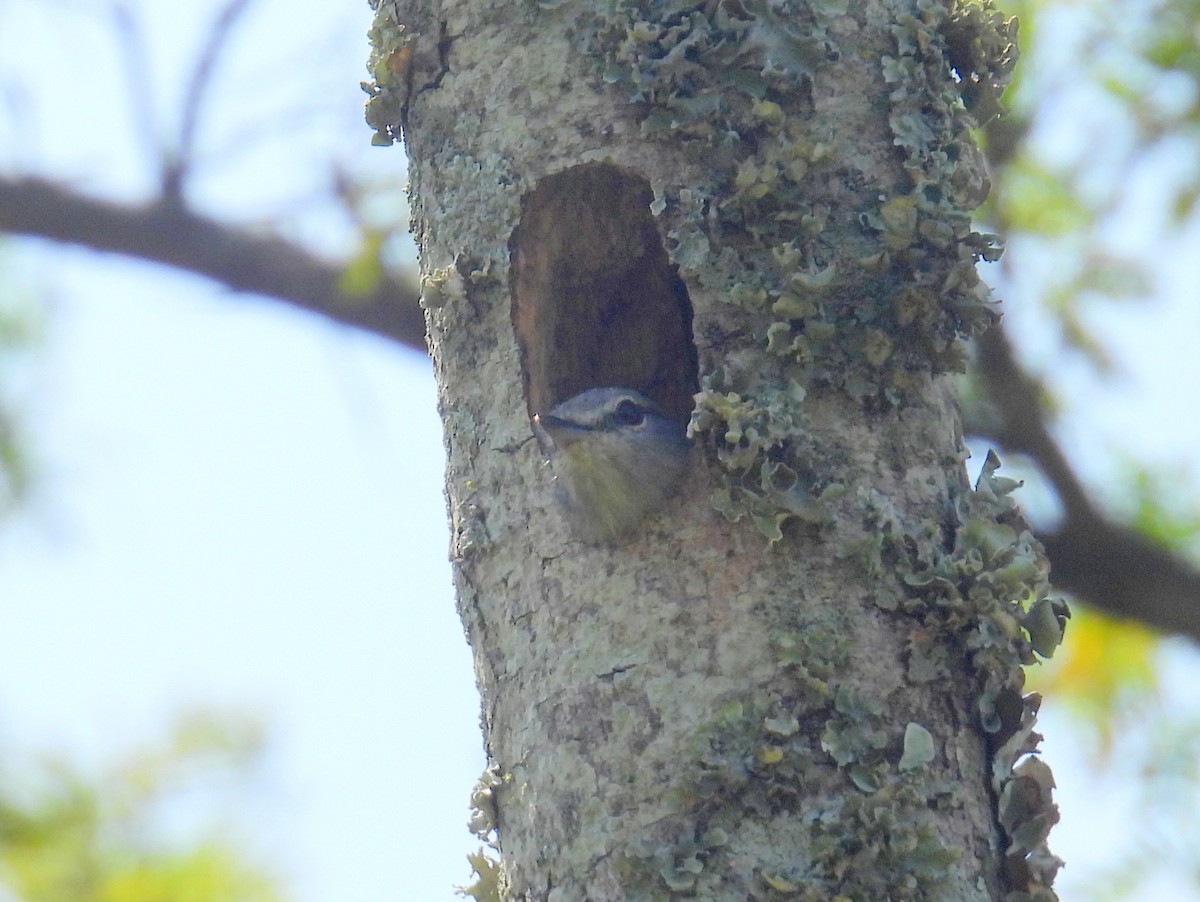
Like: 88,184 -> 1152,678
533,413 -> 589,450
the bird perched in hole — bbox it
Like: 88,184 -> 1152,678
533,387 -> 691,544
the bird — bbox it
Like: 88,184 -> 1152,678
533,387 -> 691,544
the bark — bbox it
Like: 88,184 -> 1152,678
372,0 -> 1062,899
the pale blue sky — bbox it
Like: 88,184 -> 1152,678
0,1 -> 1197,900
0,1 -> 485,899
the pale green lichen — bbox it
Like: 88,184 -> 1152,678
467,765 -> 506,839
460,766 -> 508,902
590,0 -> 1009,412
420,152 -> 524,278
599,0 -> 1010,528
456,849 -> 504,902
420,264 -> 466,310
942,0 -> 1020,127
596,0 -> 838,137
621,588 -> 982,898
874,0 -> 1017,356
771,630 -> 840,715
641,624 -> 964,898
819,684 -> 888,769
624,826 -> 730,894
899,722 -> 937,772
363,1 -> 412,146
808,783 -> 960,899
689,372 -> 845,542
866,450 -> 1067,898
655,449 -> 1064,898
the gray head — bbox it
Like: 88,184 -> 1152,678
533,388 -> 690,544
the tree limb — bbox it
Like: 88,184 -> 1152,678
975,326 -> 1200,642
3,174 -> 1195,640
168,0 -> 256,197
0,174 -> 427,352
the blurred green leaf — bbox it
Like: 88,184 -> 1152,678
0,711 -> 282,902
996,157 -> 1092,236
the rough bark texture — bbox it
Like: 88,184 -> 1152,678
369,0 -> 1062,899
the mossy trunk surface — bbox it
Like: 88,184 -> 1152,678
366,0 -> 1062,898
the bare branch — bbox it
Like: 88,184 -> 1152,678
975,327 -> 1094,519
170,0 -> 255,198
1041,506 -> 1200,644
975,326 -> 1200,642
0,174 -> 426,352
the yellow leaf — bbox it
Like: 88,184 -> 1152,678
1029,605 -> 1159,756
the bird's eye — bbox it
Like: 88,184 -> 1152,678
613,399 -> 645,426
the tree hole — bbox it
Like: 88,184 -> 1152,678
510,162 -> 697,423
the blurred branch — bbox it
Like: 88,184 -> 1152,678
169,0 -> 254,198
976,326 -> 1200,642
0,174 -> 426,352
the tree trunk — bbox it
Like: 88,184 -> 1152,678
368,0 -> 1064,898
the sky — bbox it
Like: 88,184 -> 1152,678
0,2 -> 485,899
0,1 -> 1197,901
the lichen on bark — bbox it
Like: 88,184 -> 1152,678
369,0 -> 1063,898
